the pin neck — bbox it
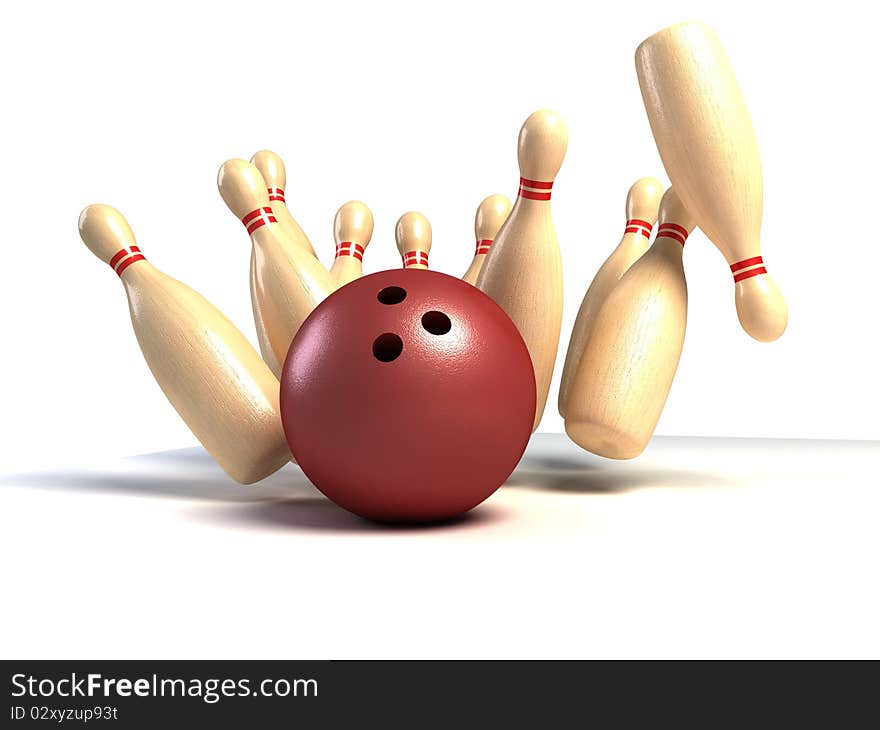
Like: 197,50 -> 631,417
731,256 -> 767,282
657,222 -> 689,247
624,219 -> 653,239
267,187 -> 285,203
241,207 -> 277,235
402,251 -> 429,268
475,239 -> 492,255
108,246 -> 146,276
335,241 -> 365,261
518,177 -> 553,201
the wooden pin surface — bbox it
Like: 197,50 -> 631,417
396,211 -> 432,269
250,149 -> 317,258
78,204 -> 292,484
558,177 -> 664,417
218,159 -> 333,377
636,21 -> 787,342
462,194 -> 512,285
476,109 -> 567,431
330,200 -> 373,289
564,188 -> 696,459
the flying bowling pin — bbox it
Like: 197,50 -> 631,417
396,212 -> 431,269
218,159 -> 333,378
77,204 -> 292,484
564,188 -> 696,459
330,201 -> 373,289
558,177 -> 664,418
250,150 -> 318,258
476,109 -> 567,431
462,194 -> 512,285
636,21 -> 787,342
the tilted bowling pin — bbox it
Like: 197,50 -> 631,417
218,159 -> 333,377
564,188 -> 696,459
248,151 -> 322,371
330,201 -> 373,289
77,204 -> 292,484
476,109 -> 567,431
636,21 -> 787,342
249,273 -> 281,376
462,194 -> 512,285
250,150 -> 317,258
396,211 -> 431,269
558,177 -> 664,418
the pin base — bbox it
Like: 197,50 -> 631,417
564,421 -> 647,460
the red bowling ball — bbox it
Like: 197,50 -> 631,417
280,269 -> 536,523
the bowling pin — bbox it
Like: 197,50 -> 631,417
249,275 -> 281,376
77,204 -> 292,484
218,159 -> 333,377
636,21 -> 787,342
462,194 -> 512,285
396,212 -> 431,269
564,188 -> 696,459
250,150 -> 318,258
330,201 -> 373,289
558,177 -> 664,418
476,109 -> 567,431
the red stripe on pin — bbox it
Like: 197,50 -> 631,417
242,207 -> 277,234
267,187 -> 285,202
402,251 -> 429,267
115,254 -> 145,276
241,207 -> 273,225
246,216 -> 277,234
657,223 -> 689,247
520,177 -> 553,190
519,188 -> 552,201
730,256 -> 763,273
335,242 -> 365,261
475,239 -> 492,254
658,223 -> 689,238
625,219 -> 652,238
109,247 -> 144,271
519,177 -> 553,201
733,266 -> 767,283
624,226 -> 651,238
108,248 -> 130,270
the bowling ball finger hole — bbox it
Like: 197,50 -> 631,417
377,286 -> 407,305
373,333 -> 403,362
421,311 -> 451,336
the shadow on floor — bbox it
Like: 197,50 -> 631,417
508,433 -> 734,493
0,448 -> 315,503
0,436 -> 737,526
188,496 -> 511,534
0,447 -> 511,534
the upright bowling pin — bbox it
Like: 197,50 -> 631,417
250,150 -> 317,258
77,204 -> 291,484
218,159 -> 333,377
636,21 -> 787,342
558,177 -> 664,417
462,194 -> 512,285
564,188 -> 696,459
476,109 -> 567,431
396,212 -> 431,269
330,201 -> 373,289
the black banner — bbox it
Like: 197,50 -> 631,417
2,660 -> 875,726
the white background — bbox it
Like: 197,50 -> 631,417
1,0 -> 878,469
1,0 -> 879,663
